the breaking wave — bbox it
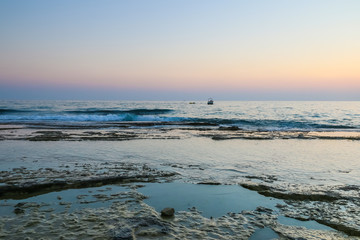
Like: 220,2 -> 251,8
0,108 -> 175,122
0,114 -> 173,122
65,108 -> 173,115
0,108 -> 31,114
0,103 -> 359,131
0,114 -> 356,131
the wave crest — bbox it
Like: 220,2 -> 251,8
65,108 -> 173,115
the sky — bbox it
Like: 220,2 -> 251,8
0,0 -> 359,100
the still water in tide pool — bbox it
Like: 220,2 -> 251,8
0,182 -> 332,232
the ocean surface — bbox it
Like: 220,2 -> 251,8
1,100 -> 360,131
1,100 -> 360,239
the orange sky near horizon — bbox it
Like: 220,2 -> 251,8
0,0 -> 359,99
1,48 -> 359,91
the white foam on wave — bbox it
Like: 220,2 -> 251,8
0,114 -> 175,122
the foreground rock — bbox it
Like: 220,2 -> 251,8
161,208 -> 175,217
0,196 -> 351,240
0,162 -> 178,199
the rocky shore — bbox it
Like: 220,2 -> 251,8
1,160 -> 360,239
1,123 -> 360,239
2,123 -> 360,141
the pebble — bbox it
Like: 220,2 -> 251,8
161,207 -> 175,217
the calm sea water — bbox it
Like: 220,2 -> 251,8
1,100 -> 360,131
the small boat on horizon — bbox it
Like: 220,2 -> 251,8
207,98 -> 214,105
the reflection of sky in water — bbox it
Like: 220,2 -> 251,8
1,138 -> 360,186
140,183 -> 333,231
0,183 -> 333,232
249,228 -> 279,240
277,216 -> 333,231
139,182 -> 284,218
0,185 -> 129,216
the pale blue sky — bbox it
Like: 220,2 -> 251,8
1,0 -> 359,100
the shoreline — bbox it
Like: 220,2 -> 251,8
1,121 -> 360,239
1,150 -> 360,238
2,123 -> 360,142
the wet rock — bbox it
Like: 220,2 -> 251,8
76,194 -> 88,199
198,181 -> 221,185
161,208 -> 175,217
15,202 -> 26,208
338,185 -> 359,191
275,204 -> 287,209
218,126 -> 240,131
14,207 -> 24,214
27,131 -> 71,141
255,206 -> 273,214
111,226 -> 133,240
111,216 -> 170,239
1,193 -> 350,240
0,164 -> 178,200
240,182 -> 340,202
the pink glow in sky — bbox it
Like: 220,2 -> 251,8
0,0 -> 359,100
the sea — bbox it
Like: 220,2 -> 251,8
1,100 -> 360,130
0,100 -> 360,239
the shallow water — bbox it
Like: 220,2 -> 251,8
248,228 -> 279,240
0,185 -> 129,216
277,216 -> 333,231
0,182 -> 334,237
139,182 -> 283,218
1,138 -> 359,187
